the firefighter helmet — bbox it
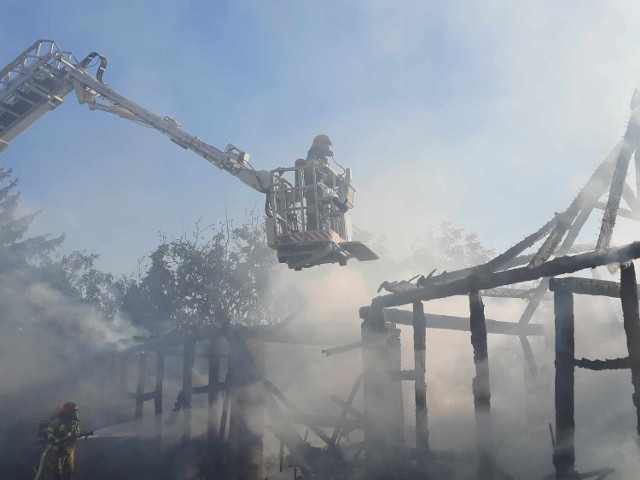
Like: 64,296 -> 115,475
309,134 -> 333,158
62,402 -> 78,413
312,134 -> 332,148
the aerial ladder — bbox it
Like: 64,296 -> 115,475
0,40 -> 378,270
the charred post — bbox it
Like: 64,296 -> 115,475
620,262 -> 640,435
181,338 -> 196,442
469,292 -> 494,480
154,351 -> 165,441
388,325 -> 405,454
553,289 -> 576,478
636,147 -> 640,212
413,301 -> 430,470
208,336 -> 221,441
109,353 -> 117,390
119,354 -> 128,394
360,306 -> 405,479
135,352 -> 147,420
229,335 -> 265,480
219,386 -> 231,439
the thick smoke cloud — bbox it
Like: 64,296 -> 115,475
2,3 -> 640,478
0,271 -> 140,468
2,213 -> 640,479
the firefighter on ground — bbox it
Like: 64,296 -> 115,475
295,134 -> 335,230
41,402 -> 81,480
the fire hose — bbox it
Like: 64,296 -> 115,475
33,432 -> 93,480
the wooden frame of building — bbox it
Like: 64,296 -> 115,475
109,92 -> 640,480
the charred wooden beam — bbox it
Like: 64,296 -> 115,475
550,277 -> 626,297
330,374 -> 364,445
482,217 -> 557,273
553,290 -> 576,478
529,205 -> 598,277
521,147 -> 621,325
266,380 -> 332,446
413,235 -> 558,292
383,309 -> 543,336
371,241 -> 640,309
595,202 -> 638,221
279,438 -> 285,472
469,292 -> 494,479
229,337 -> 265,480
289,412 -> 363,432
127,319 -> 335,356
481,287 -> 553,300
330,394 -> 364,421
529,212 -> 576,268
531,143 -> 621,267
574,357 -> 630,370
134,353 -> 147,420
270,302 -> 307,333
126,328 -> 215,354
248,326 -> 338,346
501,244 -> 595,270
415,228 -> 556,291
620,263 -> 640,435
413,301 -> 430,471
597,109 -> 640,250
322,342 -> 362,356
551,274 -> 640,322
520,335 -> 538,377
520,210 -> 597,326
131,390 -> 155,401
192,384 -> 214,394
412,244 -> 591,294
517,279 -> 550,327
263,391 -> 312,477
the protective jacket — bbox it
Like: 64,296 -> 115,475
47,413 -> 80,452
40,413 -> 80,480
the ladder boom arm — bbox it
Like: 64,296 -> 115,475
57,58 -> 271,193
0,41 -> 270,193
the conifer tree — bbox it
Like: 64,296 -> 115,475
0,167 -> 63,274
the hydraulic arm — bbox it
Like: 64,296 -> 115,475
0,40 -> 268,191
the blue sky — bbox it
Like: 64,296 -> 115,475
1,1 -> 640,275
